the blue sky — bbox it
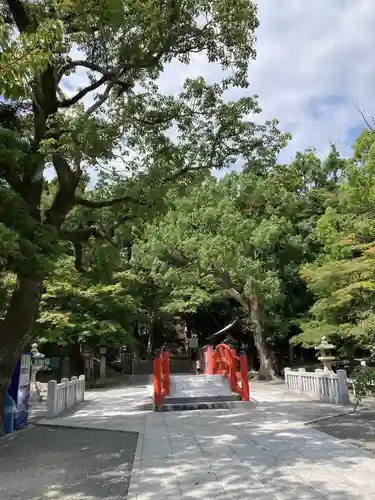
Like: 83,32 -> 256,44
251,0 -> 375,162
156,0 -> 375,164
50,0 -> 375,177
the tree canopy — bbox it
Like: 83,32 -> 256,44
0,0 -> 273,425
1,0 -> 374,425
295,130 -> 375,359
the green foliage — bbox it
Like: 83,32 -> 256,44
0,18 -> 65,99
294,131 -> 375,357
0,0 -> 273,355
35,258 -> 139,347
351,367 -> 375,407
1,0 -> 374,372
131,149 -> 334,348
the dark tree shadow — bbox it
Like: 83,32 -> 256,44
0,426 -> 138,500
3,378 -> 373,499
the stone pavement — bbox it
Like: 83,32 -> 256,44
166,374 -> 237,400
0,425 -> 138,500
312,408 -> 375,454
37,377 -> 375,500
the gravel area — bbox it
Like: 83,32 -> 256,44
0,425 -> 138,500
311,408 -> 375,453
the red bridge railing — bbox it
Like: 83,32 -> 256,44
204,344 -> 250,401
153,347 -> 170,408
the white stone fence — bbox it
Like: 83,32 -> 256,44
47,375 -> 85,418
284,367 -> 350,405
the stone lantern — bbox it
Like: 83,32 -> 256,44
30,342 -> 45,403
315,336 -> 336,372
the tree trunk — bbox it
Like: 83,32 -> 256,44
253,330 -> 278,380
248,294 -> 278,381
0,274 -> 42,432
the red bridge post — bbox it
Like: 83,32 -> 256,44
240,352 -> 249,401
153,356 -> 162,407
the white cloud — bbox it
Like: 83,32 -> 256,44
58,0 -> 375,182
158,0 -> 375,163
249,0 -> 375,162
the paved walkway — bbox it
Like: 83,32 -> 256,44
0,425 -> 137,500
165,374 -> 238,400
38,377 -> 375,499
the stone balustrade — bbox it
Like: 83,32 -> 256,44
284,367 -> 350,405
47,375 -> 85,418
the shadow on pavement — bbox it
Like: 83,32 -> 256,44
312,408 -> 375,453
131,397 -> 373,499
0,426 -> 138,500
22,378 -> 372,499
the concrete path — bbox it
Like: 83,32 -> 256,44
312,408 -> 375,454
0,425 -> 138,500
166,374 -> 238,400
37,377 -> 375,500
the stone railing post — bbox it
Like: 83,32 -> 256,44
47,380 -> 57,418
71,376 -> 78,404
61,377 -> 68,409
79,375 -> 85,402
47,374 -> 85,418
337,369 -> 350,405
284,367 -> 291,389
298,368 -> 306,392
285,366 -> 350,406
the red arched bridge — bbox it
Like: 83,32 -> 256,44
153,344 -> 250,411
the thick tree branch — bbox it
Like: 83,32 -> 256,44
58,75 -> 109,108
44,154 -> 79,227
57,0 -> 181,110
60,214 -> 134,271
73,194 -> 151,209
114,214 -> 136,227
60,227 -> 98,243
6,0 -> 30,32
57,60 -> 109,79
85,82 -> 114,116
60,226 -> 99,272
0,160 -> 22,191
58,73 -> 133,109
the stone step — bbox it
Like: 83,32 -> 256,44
154,373 -> 244,412
155,399 -> 252,412
166,373 -> 236,400
166,393 -> 240,404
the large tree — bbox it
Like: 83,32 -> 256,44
130,147 -> 337,378
0,0 -> 272,426
294,129 -> 375,360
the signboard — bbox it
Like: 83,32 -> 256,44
8,353 -> 32,431
82,349 -> 91,359
19,354 -> 32,385
188,337 -> 198,349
